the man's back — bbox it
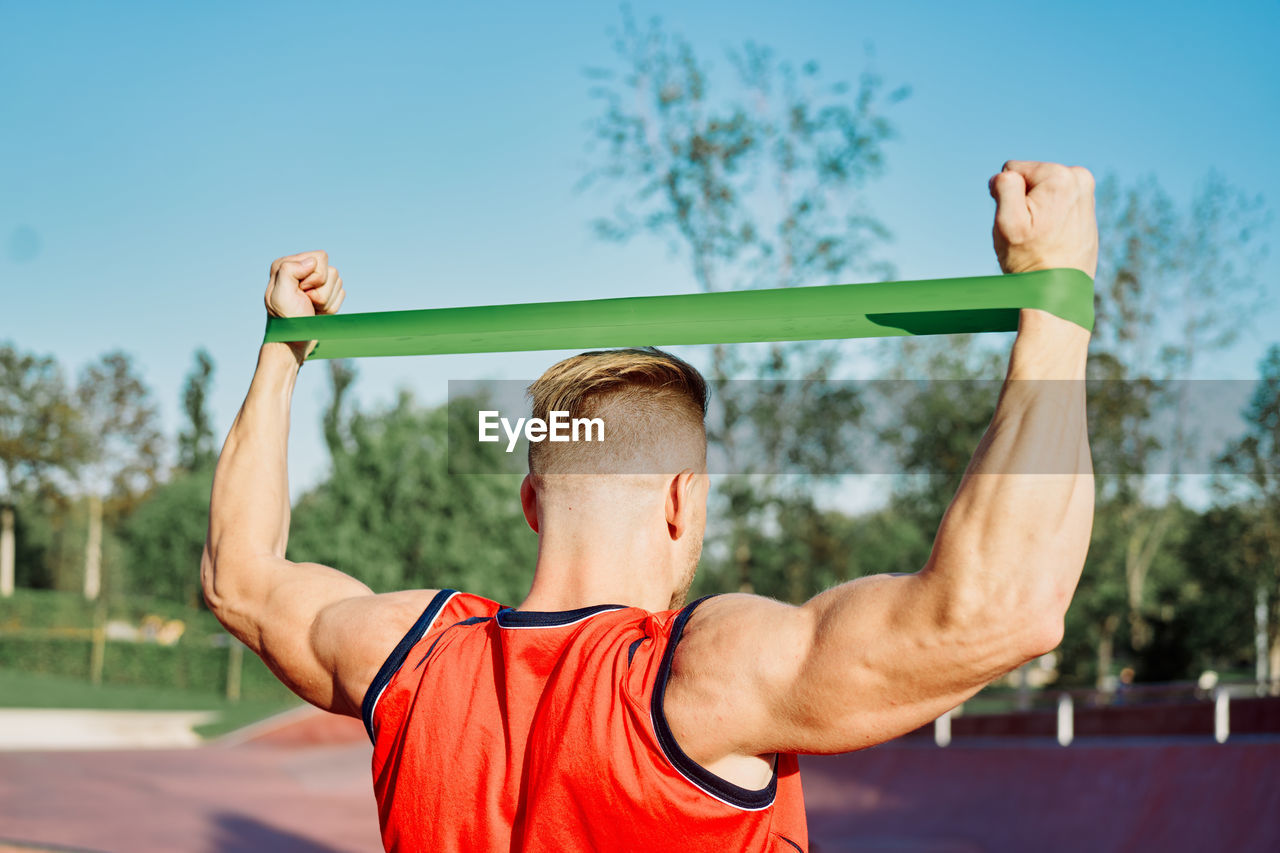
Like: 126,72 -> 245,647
366,590 -> 808,852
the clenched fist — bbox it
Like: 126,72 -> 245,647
989,161 -> 1098,280
264,250 -> 346,360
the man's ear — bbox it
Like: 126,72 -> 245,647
665,470 -> 702,541
520,474 -> 540,534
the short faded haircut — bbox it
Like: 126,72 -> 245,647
526,347 -> 708,476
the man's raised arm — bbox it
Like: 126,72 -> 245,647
667,161 -> 1097,769
201,252 -> 435,716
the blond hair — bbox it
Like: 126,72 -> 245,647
526,347 -> 707,475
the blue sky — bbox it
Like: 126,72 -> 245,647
3,0 -> 1277,496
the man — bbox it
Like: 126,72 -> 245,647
202,159 -> 1096,851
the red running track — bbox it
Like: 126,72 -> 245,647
802,739 -> 1280,853
0,711 -> 1276,852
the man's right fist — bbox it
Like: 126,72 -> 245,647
264,250 -> 346,361
989,161 -> 1098,280
265,250 -> 346,320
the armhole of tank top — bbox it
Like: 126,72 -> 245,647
649,595 -> 779,811
361,588 -> 459,744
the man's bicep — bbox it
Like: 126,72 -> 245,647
672,575 -> 990,761
225,558 -> 372,713
229,558 -> 436,717
776,573 -> 987,753
304,585 -> 443,716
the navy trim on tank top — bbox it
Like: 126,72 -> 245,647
361,588 -> 457,743
495,603 -> 626,628
650,595 -> 779,810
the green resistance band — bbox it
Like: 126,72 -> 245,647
263,268 -> 1093,360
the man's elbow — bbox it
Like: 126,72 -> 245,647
200,545 -> 225,615
950,562 -> 1074,663
948,584 -> 1067,667
1017,611 -> 1065,660
200,544 -> 246,622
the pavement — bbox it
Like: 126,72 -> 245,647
801,738 -> 1280,853
0,741 -> 378,852
1,708 -> 1277,853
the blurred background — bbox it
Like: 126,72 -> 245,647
1,1 -> 1278,851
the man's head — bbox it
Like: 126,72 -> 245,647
519,348 -> 710,608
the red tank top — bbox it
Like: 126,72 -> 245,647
363,591 -> 808,852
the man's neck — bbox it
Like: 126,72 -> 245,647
517,527 -> 676,614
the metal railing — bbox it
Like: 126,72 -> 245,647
932,679 -> 1279,747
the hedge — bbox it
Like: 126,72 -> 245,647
0,634 -> 292,703
0,588 -> 225,639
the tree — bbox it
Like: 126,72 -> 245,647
177,349 -> 216,473
1219,344 -> 1280,691
0,343 -> 82,499
117,348 -> 220,607
288,363 -> 536,603
118,467 -> 214,607
1175,504 -> 1266,675
693,497 -> 928,603
73,351 -> 164,600
1084,172 -> 1269,677
582,8 -> 906,598
876,342 -> 1006,555
887,173 -> 1271,686
0,343 -> 84,596
830,170 -> 1269,687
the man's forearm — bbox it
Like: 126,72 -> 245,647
202,342 -> 304,609
926,308 -> 1093,635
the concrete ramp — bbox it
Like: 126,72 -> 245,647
0,709 -> 216,751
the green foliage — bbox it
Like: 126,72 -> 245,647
8,494 -> 129,593
1170,505 -> 1260,668
177,348 -> 217,473
1222,344 -> 1280,497
0,634 -> 89,680
1215,344 -> 1280,677
0,636 -> 291,702
1093,172 -> 1269,378
118,468 -> 214,608
112,348 -> 217,607
695,498 -> 928,603
73,350 -> 164,511
884,382 -> 1002,536
288,364 -> 536,603
0,18 -> 1271,710
9,492 -> 62,589
1080,172 -> 1269,670
583,9 -> 906,597
0,587 -> 224,637
0,590 -> 287,702
0,341 -> 83,499
0,587 -> 96,630
583,9 -> 905,288
576,12 -> 1277,692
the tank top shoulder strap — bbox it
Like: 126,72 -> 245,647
647,594 -> 780,811
361,589 -> 500,741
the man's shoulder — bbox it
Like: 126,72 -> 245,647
664,592 -> 806,714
